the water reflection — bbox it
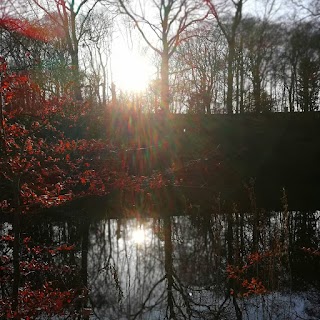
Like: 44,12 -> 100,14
89,218 -> 165,319
0,210 -> 319,319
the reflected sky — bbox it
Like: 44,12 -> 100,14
0,211 -> 319,319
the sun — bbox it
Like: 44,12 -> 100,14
112,45 -> 154,93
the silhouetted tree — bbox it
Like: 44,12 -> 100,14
118,0 -> 209,112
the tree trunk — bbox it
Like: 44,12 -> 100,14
226,40 -> 236,114
63,7 -> 82,101
236,52 -> 240,114
102,62 -> 107,107
71,49 -> 82,101
289,64 -> 296,112
253,70 -> 261,113
164,216 -> 175,319
81,218 -> 90,319
12,176 -> 21,311
239,37 -> 244,114
227,212 -> 234,264
205,92 -> 212,114
161,46 -> 170,112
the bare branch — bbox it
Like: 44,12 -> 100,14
131,275 -> 166,320
78,0 -> 101,40
118,0 -> 162,54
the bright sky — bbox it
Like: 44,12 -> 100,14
110,33 -> 156,93
109,0 -> 293,93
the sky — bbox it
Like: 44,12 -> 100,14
109,0 -> 297,93
1,0 -> 303,94
110,36 -> 156,93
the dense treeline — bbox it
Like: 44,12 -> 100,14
169,18 -> 320,114
149,18 -> 313,113
1,1 -> 319,115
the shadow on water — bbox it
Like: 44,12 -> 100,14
1,203 -> 320,319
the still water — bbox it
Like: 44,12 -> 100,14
1,210 -> 320,319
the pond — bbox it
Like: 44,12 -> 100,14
1,208 -> 319,319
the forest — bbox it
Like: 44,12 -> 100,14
0,0 -> 320,319
0,0 -> 319,114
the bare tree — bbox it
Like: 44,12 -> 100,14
26,0 -> 103,100
118,0 -> 209,112
240,17 -> 281,113
82,10 -> 113,107
172,24 -> 226,114
205,0 -> 244,114
291,0 -> 320,19
1,0 -> 31,18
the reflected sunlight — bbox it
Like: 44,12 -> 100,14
131,227 -> 146,244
